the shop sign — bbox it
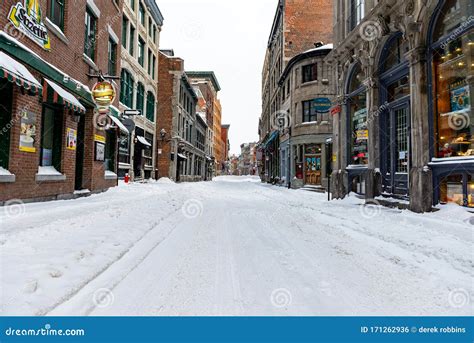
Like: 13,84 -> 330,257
94,134 -> 106,144
19,109 -> 36,153
92,81 -> 116,110
356,130 -> 369,140
330,105 -> 341,116
313,98 -> 332,113
66,128 -> 77,150
94,134 -> 106,161
332,154 -> 337,162
8,0 -> 51,50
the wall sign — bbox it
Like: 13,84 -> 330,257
66,128 -> 77,150
19,109 -> 36,153
313,98 -> 332,113
8,0 -> 51,50
330,105 -> 341,116
95,142 -> 105,161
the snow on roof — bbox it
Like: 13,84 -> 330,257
44,79 -> 86,112
302,43 -> 333,54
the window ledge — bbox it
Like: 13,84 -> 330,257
82,54 -> 98,71
0,173 -> 15,183
45,18 -> 69,45
36,174 -> 67,182
301,80 -> 318,87
105,171 -> 118,180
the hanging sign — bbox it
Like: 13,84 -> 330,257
92,81 -> 116,109
8,0 -> 51,50
330,105 -> 341,116
19,109 -> 36,153
313,98 -> 332,113
66,128 -> 77,150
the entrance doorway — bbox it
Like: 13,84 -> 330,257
74,114 -> 85,190
381,101 -> 410,195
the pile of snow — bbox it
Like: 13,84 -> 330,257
155,177 -> 174,184
213,175 -> 261,183
37,166 -> 62,175
0,167 -> 13,175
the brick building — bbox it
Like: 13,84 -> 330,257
221,124 -> 230,174
156,50 -> 207,182
258,0 -> 333,183
0,0 -> 123,203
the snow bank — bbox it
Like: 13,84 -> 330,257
213,175 -> 261,183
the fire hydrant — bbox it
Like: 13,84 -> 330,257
124,173 -> 130,184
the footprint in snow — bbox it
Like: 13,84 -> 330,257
23,280 -> 38,293
49,269 -> 63,278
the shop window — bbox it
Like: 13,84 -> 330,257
84,8 -> 97,61
40,106 -> 63,170
146,92 -> 155,122
49,0 -> 65,31
387,75 -> 410,102
108,37 -> 117,76
348,63 -> 365,93
105,130 -> 116,172
440,174 -> 464,206
144,132 -> 153,167
136,83 -> 145,114
432,1 -> 473,158
0,80 -> 13,169
350,92 -> 368,165
382,35 -> 409,72
302,63 -> 317,83
118,131 -> 130,165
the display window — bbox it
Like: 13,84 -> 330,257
432,0 -> 473,158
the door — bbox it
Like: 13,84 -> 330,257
382,101 -> 410,195
305,155 -> 322,185
75,114 -> 85,190
0,80 -> 12,169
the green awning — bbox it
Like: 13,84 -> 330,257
0,51 -> 42,95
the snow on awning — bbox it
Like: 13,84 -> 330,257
178,153 -> 187,160
0,51 -> 42,94
136,135 -> 152,147
107,114 -> 129,134
43,79 -> 86,114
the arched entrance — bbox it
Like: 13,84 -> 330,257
379,34 -> 411,196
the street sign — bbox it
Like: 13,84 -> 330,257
123,109 -> 141,116
313,98 -> 332,113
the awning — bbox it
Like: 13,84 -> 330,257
43,79 -> 86,114
107,114 -> 129,134
178,153 -> 187,160
205,156 -> 213,161
263,131 -> 279,149
0,51 -> 42,94
109,105 -> 121,118
136,135 -> 152,147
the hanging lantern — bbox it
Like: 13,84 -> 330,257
92,81 -> 116,109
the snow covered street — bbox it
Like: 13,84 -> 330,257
1,176 -> 473,316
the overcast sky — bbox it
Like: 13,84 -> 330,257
157,0 -> 277,155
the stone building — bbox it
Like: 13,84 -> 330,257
239,143 -> 258,176
278,44 -> 335,189
0,0 -> 123,203
118,0 -> 163,180
258,0 -> 333,184
328,0 -> 473,211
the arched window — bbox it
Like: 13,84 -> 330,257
346,63 -> 368,165
146,91 -> 155,122
430,0 -> 474,207
136,83 -> 145,114
120,69 -> 134,108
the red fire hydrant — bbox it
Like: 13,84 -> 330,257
124,173 -> 130,184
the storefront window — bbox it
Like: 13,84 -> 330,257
118,131 -> 130,164
0,80 -> 13,169
432,0 -> 473,158
105,130 -> 116,172
40,106 -> 62,169
387,75 -> 410,102
350,92 -> 368,165
440,174 -> 464,206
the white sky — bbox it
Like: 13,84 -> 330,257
156,0 -> 277,155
